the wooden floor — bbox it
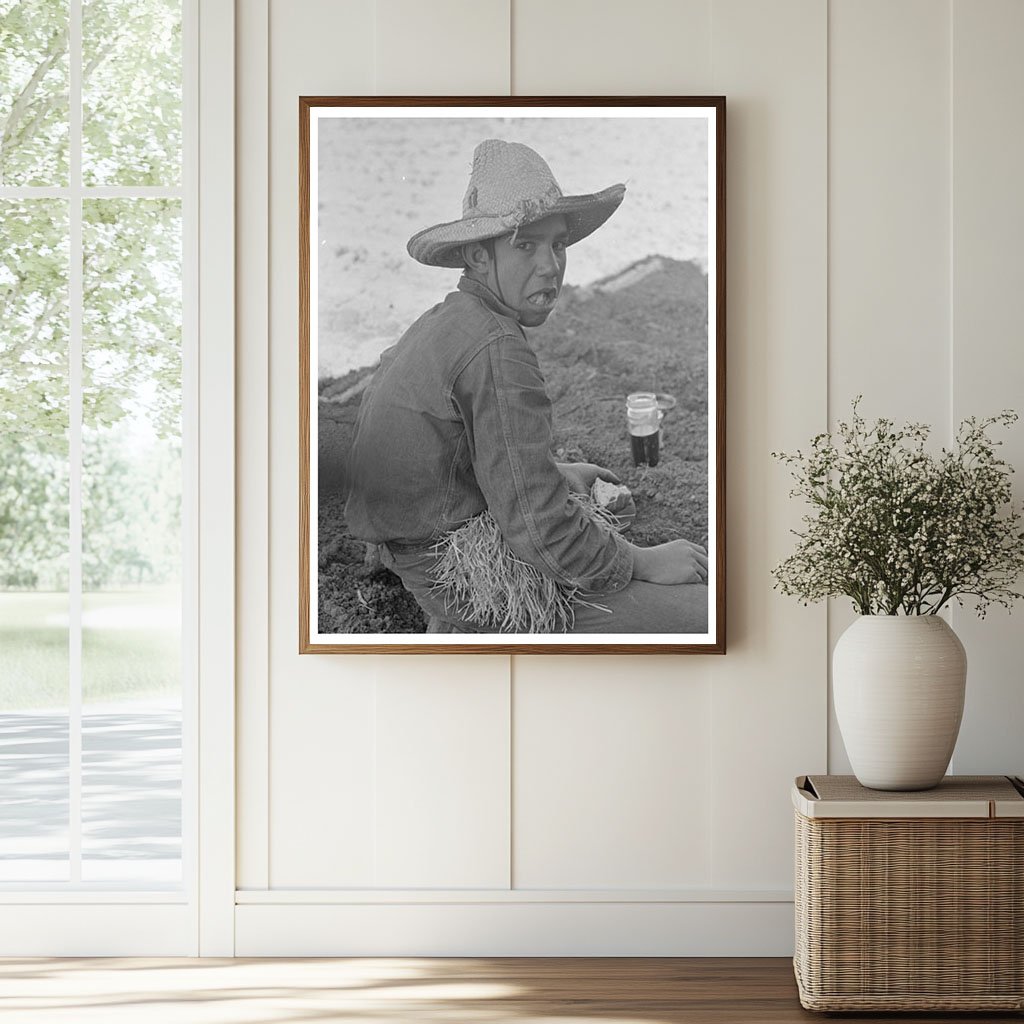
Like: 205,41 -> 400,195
0,957 -> 1020,1023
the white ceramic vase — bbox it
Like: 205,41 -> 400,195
833,615 -> 967,791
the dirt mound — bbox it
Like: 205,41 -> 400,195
317,256 -> 709,635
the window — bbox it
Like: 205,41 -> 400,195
1,0 -> 192,890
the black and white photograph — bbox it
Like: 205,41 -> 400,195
300,98 -> 725,653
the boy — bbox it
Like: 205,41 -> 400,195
345,139 -> 707,633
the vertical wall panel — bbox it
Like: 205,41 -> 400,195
375,662 -> 510,887
828,0 -> 951,422
513,0 -> 711,94
514,658 -> 713,889
270,669 -> 377,886
236,0 -> 270,892
267,0 -> 378,887
949,0 -> 1024,777
709,0 -> 828,888
827,0 -> 952,773
375,0 -> 510,94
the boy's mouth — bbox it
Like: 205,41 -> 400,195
526,287 -> 558,308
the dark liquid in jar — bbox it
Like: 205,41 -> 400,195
630,431 -> 660,467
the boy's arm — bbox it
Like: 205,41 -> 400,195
453,333 -> 633,594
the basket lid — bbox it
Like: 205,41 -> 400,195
793,775 -> 1024,819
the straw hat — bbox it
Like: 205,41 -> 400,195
407,139 -> 626,268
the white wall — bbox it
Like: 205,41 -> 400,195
234,0 -> 1024,955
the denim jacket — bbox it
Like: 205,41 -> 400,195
344,275 -> 633,594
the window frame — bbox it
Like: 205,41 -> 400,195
0,0 -> 235,955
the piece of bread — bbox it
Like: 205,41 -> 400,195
591,478 -> 632,509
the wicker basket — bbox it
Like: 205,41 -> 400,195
793,775 -> 1024,1012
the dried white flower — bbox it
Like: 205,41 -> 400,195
772,399 -> 1024,617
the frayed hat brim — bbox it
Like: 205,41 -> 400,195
407,184 -> 626,268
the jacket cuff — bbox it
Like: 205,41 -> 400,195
585,532 -> 634,595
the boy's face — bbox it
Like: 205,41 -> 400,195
490,213 -> 568,327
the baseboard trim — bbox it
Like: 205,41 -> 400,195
235,900 -> 795,956
236,887 -> 792,904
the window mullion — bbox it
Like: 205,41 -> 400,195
68,0 -> 84,886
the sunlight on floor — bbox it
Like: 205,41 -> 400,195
0,958 -> 675,1024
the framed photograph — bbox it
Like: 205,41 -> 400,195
300,96 -> 725,653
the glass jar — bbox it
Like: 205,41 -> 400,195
626,392 -> 663,467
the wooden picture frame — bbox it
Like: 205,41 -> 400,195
300,96 -> 725,653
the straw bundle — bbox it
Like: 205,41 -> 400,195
429,496 -> 624,633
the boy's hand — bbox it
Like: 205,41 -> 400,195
632,539 -> 708,585
557,461 -> 620,495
